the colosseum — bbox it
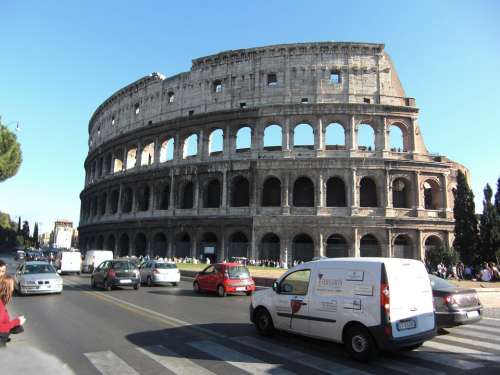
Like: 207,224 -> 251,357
79,41 -> 466,265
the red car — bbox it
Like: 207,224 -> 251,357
193,262 -> 256,297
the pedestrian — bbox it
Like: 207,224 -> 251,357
0,276 -> 26,347
0,260 -> 6,278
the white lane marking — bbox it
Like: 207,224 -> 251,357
440,333 -> 500,350
84,351 -> 140,375
483,317 -> 500,322
453,323 -> 500,335
451,326 -> 500,342
231,336 -> 369,375
423,340 -> 500,363
188,340 -> 295,375
137,345 -> 215,375
380,360 -> 445,375
405,350 -> 483,370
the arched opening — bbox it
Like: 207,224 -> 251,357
121,187 -> 133,213
126,147 -> 137,169
357,124 -> 375,151
110,190 -> 119,214
141,142 -> 155,166
326,177 -> 346,207
325,123 -> 345,149
260,233 -> 280,261
113,152 -> 124,173
425,235 -> 443,254
293,123 -> 314,148
390,125 -> 405,151
200,232 -> 218,260
175,233 -> 191,258
231,176 -> 250,207
262,177 -> 281,207
152,232 -> 168,258
209,129 -> 224,155
180,181 -> 194,209
360,177 -> 378,207
97,235 -> 104,249
104,153 -> 112,174
106,235 -> 116,253
158,184 -> 170,210
293,177 -> 314,207
424,180 -> 441,209
360,234 -> 381,257
204,179 -> 221,208
326,234 -> 349,258
392,178 -> 410,208
136,185 -> 150,211
183,134 -> 198,159
293,234 -> 314,263
228,231 -> 248,258
160,138 -> 174,162
263,124 -> 282,150
99,193 -> 107,215
394,235 -> 413,259
134,233 -> 147,256
424,235 -> 444,268
235,127 -> 251,151
119,234 -> 130,257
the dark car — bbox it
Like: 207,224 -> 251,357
430,274 -> 482,328
14,250 -> 26,261
193,262 -> 255,297
90,260 -> 140,291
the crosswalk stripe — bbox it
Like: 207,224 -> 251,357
137,345 -> 215,375
188,340 -> 295,375
451,326 -> 500,342
474,321 -> 500,332
405,350 -> 483,371
436,334 -> 500,352
84,351 -> 140,375
380,359 -> 446,375
454,323 -> 500,336
423,340 -> 500,363
231,336 -> 370,375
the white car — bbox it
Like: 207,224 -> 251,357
140,261 -> 180,286
15,261 -> 63,295
250,257 -> 436,361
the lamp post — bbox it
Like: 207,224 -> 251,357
0,115 -> 21,131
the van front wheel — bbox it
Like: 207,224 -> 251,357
254,308 -> 274,337
344,326 -> 377,362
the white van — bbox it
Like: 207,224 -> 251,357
250,257 -> 436,361
55,251 -> 82,275
82,250 -> 114,273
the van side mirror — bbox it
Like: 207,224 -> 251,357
272,281 -> 280,293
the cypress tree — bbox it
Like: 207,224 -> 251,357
479,184 -> 499,262
33,222 -> 39,248
495,177 -> 500,215
453,170 -> 479,265
17,216 -> 21,234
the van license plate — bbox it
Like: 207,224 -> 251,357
397,319 -> 417,331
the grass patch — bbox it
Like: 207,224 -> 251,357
176,262 -> 286,279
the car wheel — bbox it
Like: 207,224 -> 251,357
104,279 -> 112,291
91,277 -> 96,289
147,276 -> 153,287
172,282 -> 178,287
193,281 -> 201,293
217,285 -> 226,297
133,283 -> 140,290
245,291 -> 253,296
344,325 -> 378,362
254,308 -> 274,337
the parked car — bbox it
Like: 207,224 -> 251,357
429,274 -> 482,328
14,261 -> 63,295
193,263 -> 255,297
250,258 -> 436,362
82,250 -> 114,273
140,261 -> 180,286
91,260 -> 140,291
14,250 -> 25,261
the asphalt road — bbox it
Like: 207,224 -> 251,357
2,254 -> 500,375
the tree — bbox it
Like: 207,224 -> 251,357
453,170 -> 480,265
425,244 -> 459,270
479,184 -> 499,262
33,222 -> 39,248
21,220 -> 30,241
17,216 -> 21,234
0,121 -> 22,182
495,177 -> 500,215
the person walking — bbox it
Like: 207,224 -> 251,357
0,276 -> 26,347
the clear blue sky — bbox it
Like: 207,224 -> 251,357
1,0 -> 499,234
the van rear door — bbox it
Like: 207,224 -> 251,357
384,259 -> 435,338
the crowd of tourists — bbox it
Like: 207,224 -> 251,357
430,261 -> 500,282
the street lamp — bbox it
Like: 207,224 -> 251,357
0,115 -> 21,132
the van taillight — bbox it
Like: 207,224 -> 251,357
381,283 -> 390,313
380,264 -> 391,333
107,269 -> 116,278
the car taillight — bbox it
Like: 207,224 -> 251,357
107,269 -> 116,278
444,295 -> 457,305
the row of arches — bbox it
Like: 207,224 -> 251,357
83,231 -> 446,263
83,174 -> 443,218
87,119 -> 411,184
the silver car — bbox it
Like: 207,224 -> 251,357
15,261 -> 63,295
139,261 -> 180,286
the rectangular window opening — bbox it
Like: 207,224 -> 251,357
134,103 -> 140,115
240,102 -> 247,109
188,110 -> 194,116
301,98 -> 309,104
330,71 -> 341,84
363,98 -> 371,104
267,73 -> 277,86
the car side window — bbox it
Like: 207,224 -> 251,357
280,269 -> 311,296
204,265 -> 215,274
214,265 -> 223,274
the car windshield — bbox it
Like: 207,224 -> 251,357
155,263 -> 177,269
429,274 -> 456,290
113,262 -> 134,270
227,266 -> 250,279
24,264 -> 56,274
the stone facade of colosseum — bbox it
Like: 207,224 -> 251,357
79,42 -> 466,264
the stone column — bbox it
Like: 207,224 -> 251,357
224,125 -> 232,158
385,169 -> 392,209
441,173 -> 449,211
136,142 -> 142,168
174,133 -> 182,161
349,168 -> 358,212
317,232 -> 324,257
251,123 -> 263,152
409,118 -> 418,154
251,226 -> 257,260
352,227 -> 360,257
377,117 -> 389,152
280,237 -> 290,268
316,172 -> 324,212
154,136 -> 160,165
251,171 -> 258,215
416,230 -> 424,261
386,228 -> 393,258
347,115 -> 357,151
117,184 -> 123,215
198,129 -> 205,160
169,173 -> 175,211
282,173 -> 290,214
414,171 -> 422,209
191,232 -> 198,259
219,230 -> 225,261
282,118 -> 291,151
194,177 -> 200,212
315,117 -> 325,151
149,183 -> 155,213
